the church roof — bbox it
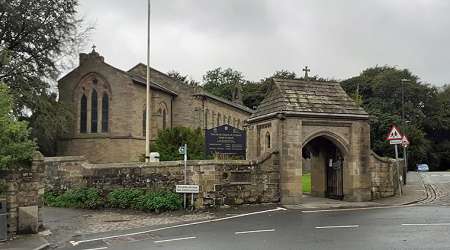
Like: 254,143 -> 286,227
128,74 -> 178,96
193,91 -> 254,114
249,78 -> 368,121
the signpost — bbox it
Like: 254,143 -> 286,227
205,125 -> 246,158
401,135 -> 410,184
178,144 -> 188,209
386,125 -> 403,196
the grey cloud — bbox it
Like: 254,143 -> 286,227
77,0 -> 450,86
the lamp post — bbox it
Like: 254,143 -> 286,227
401,78 -> 410,184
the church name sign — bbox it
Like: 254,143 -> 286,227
205,125 -> 246,157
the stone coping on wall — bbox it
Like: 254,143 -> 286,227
83,159 -> 253,169
371,150 -> 399,163
44,155 -> 87,162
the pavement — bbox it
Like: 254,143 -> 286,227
0,234 -> 50,250
3,171 -> 439,250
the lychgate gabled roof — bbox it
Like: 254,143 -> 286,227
249,78 -> 368,120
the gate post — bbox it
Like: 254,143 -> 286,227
280,118 -> 303,205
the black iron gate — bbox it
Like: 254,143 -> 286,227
326,153 -> 344,200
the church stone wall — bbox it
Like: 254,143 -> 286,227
43,153 -> 280,208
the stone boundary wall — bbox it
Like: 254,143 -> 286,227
369,151 -> 404,199
0,152 -> 44,239
44,152 -> 280,208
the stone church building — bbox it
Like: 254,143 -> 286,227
57,49 -> 253,163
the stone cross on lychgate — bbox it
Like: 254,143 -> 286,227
302,66 -> 310,80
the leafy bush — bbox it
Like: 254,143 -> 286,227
45,188 -> 183,212
44,188 -> 104,209
0,83 -> 36,169
152,127 -> 205,161
107,188 -> 144,209
134,191 -> 182,212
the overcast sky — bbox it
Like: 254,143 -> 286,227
77,0 -> 450,86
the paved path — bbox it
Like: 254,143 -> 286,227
54,171 -> 450,250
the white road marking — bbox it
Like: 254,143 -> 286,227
235,229 -> 275,235
315,225 -> 359,229
70,207 -> 286,246
154,236 -> 197,244
302,204 -> 414,213
402,223 -> 450,226
82,247 -> 108,250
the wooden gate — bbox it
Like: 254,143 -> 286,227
326,152 -> 344,200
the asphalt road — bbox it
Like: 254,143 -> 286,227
61,172 -> 450,250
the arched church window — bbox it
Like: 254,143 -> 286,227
217,113 -> 221,126
265,132 -> 271,149
162,108 -> 167,129
80,94 -> 87,133
91,89 -> 98,133
237,119 -> 241,128
101,93 -> 109,132
142,108 -> 146,136
223,115 -> 226,125
205,109 -> 209,129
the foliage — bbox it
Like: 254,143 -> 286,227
133,191 -> 182,212
202,67 -> 246,101
302,173 -> 311,193
152,127 -> 206,161
44,188 -> 104,209
167,70 -> 200,87
0,0 -> 90,156
341,66 -> 449,170
107,188 -> 144,209
45,188 -> 183,212
0,84 -> 36,169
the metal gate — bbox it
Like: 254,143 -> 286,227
0,199 -> 7,241
326,155 -> 344,200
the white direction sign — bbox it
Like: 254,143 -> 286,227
390,139 -> 402,145
176,185 -> 199,193
401,135 -> 410,148
386,126 -> 402,141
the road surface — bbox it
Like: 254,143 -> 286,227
60,172 -> 450,250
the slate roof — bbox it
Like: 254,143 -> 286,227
249,78 -> 368,120
193,91 -> 255,114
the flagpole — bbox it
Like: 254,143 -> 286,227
145,0 -> 151,162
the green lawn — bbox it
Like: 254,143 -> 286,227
302,173 -> 311,193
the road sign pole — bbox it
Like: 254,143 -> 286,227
394,144 -> 402,196
184,144 -> 187,209
403,146 -> 407,184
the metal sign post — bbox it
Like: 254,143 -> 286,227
401,135 -> 410,185
179,144 -> 187,209
386,125 -> 403,196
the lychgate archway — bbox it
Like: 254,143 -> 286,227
302,136 -> 346,200
246,78 -> 372,204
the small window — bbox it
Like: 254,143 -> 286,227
91,89 -> 98,133
142,108 -> 147,136
265,132 -> 271,149
80,94 -> 87,133
101,93 -> 109,132
205,109 -> 209,129
162,108 -> 167,129
217,113 -> 221,126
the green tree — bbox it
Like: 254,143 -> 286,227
0,83 -> 36,169
341,66 -> 440,169
167,70 -> 200,87
152,127 -> 205,161
0,0 -> 89,155
202,67 -> 245,101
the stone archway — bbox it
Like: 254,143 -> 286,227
302,135 -> 347,200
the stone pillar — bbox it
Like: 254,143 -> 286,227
280,118 -> 303,204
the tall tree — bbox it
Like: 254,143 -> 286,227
0,0 -> 91,155
167,70 -> 199,87
202,67 -> 245,100
341,66 -> 440,169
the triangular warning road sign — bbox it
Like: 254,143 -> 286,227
401,135 -> 410,147
386,126 -> 402,141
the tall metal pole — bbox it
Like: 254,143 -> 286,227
394,144 -> 402,196
401,79 -> 409,184
145,0 -> 151,162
